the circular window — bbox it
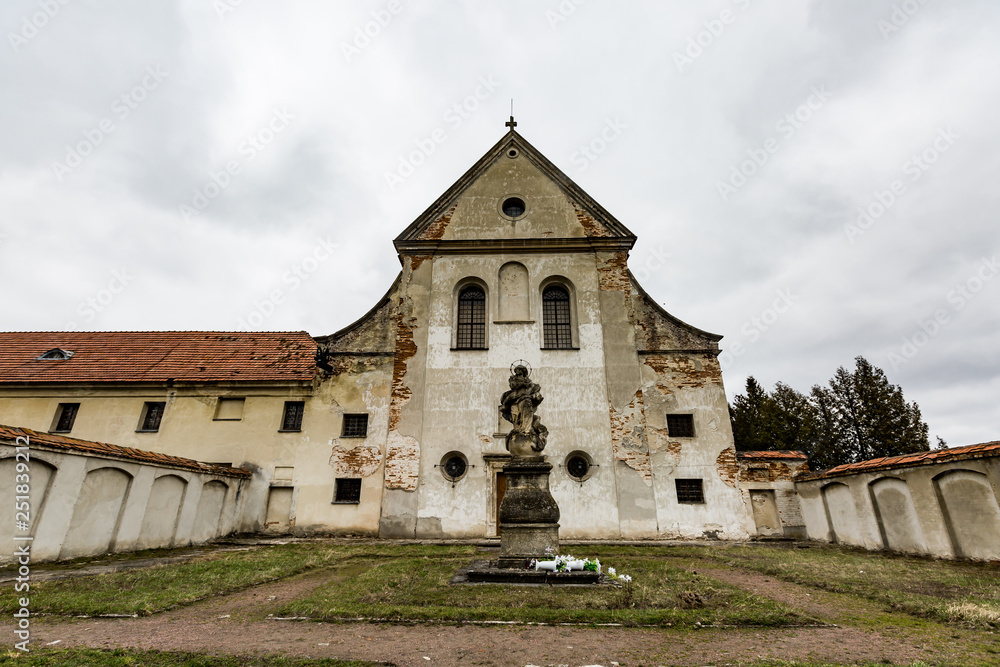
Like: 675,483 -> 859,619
440,452 -> 468,483
501,197 -> 526,219
506,148 -> 519,158
565,451 -> 594,481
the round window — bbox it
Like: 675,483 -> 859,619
565,451 -> 593,481
501,197 -> 526,218
441,452 -> 468,483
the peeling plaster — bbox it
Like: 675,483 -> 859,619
609,390 -> 652,486
573,203 -> 613,238
596,251 -> 632,294
715,447 -> 739,488
384,431 -> 420,491
420,206 -> 457,241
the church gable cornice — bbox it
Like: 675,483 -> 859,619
393,127 -> 636,250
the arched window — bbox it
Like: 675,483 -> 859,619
456,286 -> 486,349
542,286 -> 572,349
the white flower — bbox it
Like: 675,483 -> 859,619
619,574 -> 632,583
608,567 -> 616,576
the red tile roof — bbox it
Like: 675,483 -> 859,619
737,450 -> 809,461
0,331 -> 316,384
797,441 -> 1000,481
0,424 -> 251,478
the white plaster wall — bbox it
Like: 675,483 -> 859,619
796,458 -> 1000,560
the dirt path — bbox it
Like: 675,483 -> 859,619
18,565 -> 953,667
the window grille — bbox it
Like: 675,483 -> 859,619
542,286 -> 572,349
456,287 -> 486,349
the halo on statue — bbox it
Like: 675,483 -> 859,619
509,359 -> 531,376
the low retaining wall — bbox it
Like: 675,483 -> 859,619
1,425 -> 253,563
795,442 -> 1000,560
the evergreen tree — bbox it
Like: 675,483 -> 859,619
730,376 -> 774,451
727,356 -> 930,470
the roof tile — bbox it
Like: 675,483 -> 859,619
0,331 -> 316,384
0,424 -> 251,478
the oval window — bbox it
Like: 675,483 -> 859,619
441,452 -> 469,483
565,451 -> 593,481
502,197 -> 525,218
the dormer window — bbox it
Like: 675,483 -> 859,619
37,348 -> 74,360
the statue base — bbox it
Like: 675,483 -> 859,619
497,454 -> 560,568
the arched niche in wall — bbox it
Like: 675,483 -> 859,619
821,481 -> 863,546
934,469 -> 1000,560
0,457 -> 56,545
60,466 -> 133,559
497,262 -> 530,321
139,474 -> 188,549
191,480 -> 228,544
869,477 -> 926,554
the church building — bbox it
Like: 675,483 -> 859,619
1,120 -> 770,558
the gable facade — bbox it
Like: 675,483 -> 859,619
0,125 -> 754,545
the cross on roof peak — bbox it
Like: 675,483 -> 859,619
505,115 -> 517,130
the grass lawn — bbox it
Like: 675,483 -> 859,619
673,543 -> 1000,628
277,548 -> 802,626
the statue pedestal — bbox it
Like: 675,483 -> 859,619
497,448 -> 560,569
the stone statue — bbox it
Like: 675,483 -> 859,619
500,364 -> 548,455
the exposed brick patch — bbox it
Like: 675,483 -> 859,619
479,435 -> 492,445
596,251 -> 632,293
739,461 -> 797,483
329,443 -> 383,477
716,447 -> 740,488
383,432 -> 420,491
609,390 -> 652,486
573,203 -> 614,238
420,206 -> 456,240
644,354 -> 722,389
649,426 -> 683,459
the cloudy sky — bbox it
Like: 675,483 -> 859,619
2,0 -> 997,446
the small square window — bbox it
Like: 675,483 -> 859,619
676,478 -> 704,504
51,403 -> 79,433
334,478 -> 362,503
280,401 -> 304,431
214,397 -> 245,421
666,414 -> 695,438
138,401 -> 166,432
342,413 -> 369,438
